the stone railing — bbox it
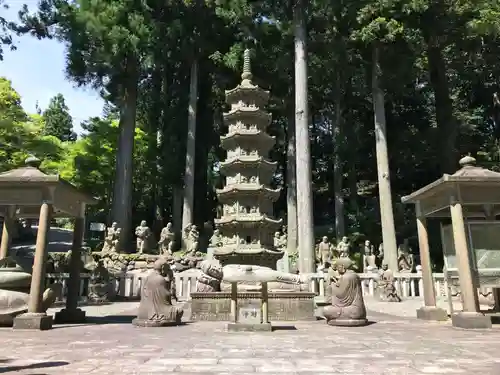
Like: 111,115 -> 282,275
45,268 -> 202,303
309,272 -> 450,299
44,270 -> 492,303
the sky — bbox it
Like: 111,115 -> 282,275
1,0 -> 105,134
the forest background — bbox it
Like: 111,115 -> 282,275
1,0 -> 500,270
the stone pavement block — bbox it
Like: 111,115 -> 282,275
419,366 -> 466,373
256,364 -> 298,372
2,301 -> 500,374
174,364 -> 256,372
148,358 -> 219,365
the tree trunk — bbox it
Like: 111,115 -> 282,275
371,45 -> 398,272
182,60 -> 199,234
147,65 -> 163,234
333,83 -> 345,238
286,105 -> 298,253
425,35 -> 457,174
294,0 -> 315,273
112,56 -> 139,250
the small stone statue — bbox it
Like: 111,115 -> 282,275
377,243 -> 384,267
279,232 -> 287,249
158,222 -> 175,255
377,264 -> 401,302
337,236 -> 351,258
273,232 -> 282,248
323,258 -> 368,326
196,260 -> 223,292
182,223 -> 192,250
187,225 -> 200,254
362,240 -> 378,273
102,222 -> 121,253
88,260 -> 114,303
209,229 -> 223,247
317,236 -> 333,267
326,261 -> 340,285
397,239 -> 414,273
135,220 -> 153,254
132,258 -> 183,327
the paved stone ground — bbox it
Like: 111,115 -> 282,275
2,303 -> 500,375
364,296 -> 493,318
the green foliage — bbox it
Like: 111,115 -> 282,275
42,93 -> 76,141
6,0 -> 500,269
0,0 -> 15,60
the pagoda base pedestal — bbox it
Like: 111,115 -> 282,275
190,291 -> 315,321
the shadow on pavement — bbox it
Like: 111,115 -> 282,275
272,325 -> 297,331
0,360 -> 68,374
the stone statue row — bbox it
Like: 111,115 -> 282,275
323,256 -> 401,304
101,221 -> 201,255
315,235 -> 415,274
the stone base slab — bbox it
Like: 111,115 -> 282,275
132,318 -> 181,327
227,322 -> 272,332
13,312 -> 53,330
451,312 -> 492,329
416,306 -> 448,321
327,318 -> 368,327
54,308 -> 86,324
190,291 -> 315,321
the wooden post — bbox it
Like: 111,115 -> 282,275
0,205 -> 16,260
415,202 -> 447,321
449,196 -> 479,313
55,203 -> 87,323
449,192 -> 491,329
231,282 -> 238,323
261,282 -> 269,324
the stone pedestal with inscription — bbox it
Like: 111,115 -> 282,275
227,282 -> 272,332
191,291 -> 315,321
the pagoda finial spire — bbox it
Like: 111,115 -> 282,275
241,48 -> 252,83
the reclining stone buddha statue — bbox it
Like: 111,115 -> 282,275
196,260 -> 311,292
0,248 -> 61,326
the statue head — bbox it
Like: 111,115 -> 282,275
111,222 -> 117,229
191,225 -> 198,232
153,258 -> 172,278
166,222 -> 172,229
140,220 -> 147,227
213,229 -> 220,235
336,258 -> 353,274
341,236 -> 348,243
322,236 -> 328,243
382,263 -> 389,271
274,232 -> 280,238
200,260 -> 223,280
365,240 -> 370,246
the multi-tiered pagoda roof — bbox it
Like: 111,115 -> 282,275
213,49 -> 283,269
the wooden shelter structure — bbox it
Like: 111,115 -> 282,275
401,155 -> 500,329
0,156 -> 97,330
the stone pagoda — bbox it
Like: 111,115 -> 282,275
214,49 -> 283,269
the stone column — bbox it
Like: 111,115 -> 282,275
415,202 -> 447,321
55,205 -> 86,323
449,195 -> 491,329
0,205 -> 16,260
13,200 -> 53,330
